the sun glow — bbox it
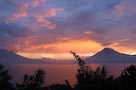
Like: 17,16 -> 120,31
17,39 -> 103,60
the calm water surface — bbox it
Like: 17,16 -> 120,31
5,63 -> 136,86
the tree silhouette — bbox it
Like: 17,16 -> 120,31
0,65 -> 14,90
70,51 -> 115,90
117,65 -> 136,90
16,68 -> 46,90
1,52 -> 136,90
49,80 -> 72,90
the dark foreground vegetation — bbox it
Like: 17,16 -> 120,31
0,52 -> 136,90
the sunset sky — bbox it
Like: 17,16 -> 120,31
0,0 -> 136,60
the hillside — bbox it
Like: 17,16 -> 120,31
85,48 -> 136,63
0,49 -> 49,64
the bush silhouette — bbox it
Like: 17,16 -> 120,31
49,80 -> 72,90
16,68 -> 46,90
1,52 -> 136,90
70,51 -> 115,90
0,65 -> 14,90
117,65 -> 136,90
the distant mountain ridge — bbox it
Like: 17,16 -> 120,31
85,48 -> 136,63
1,48 -> 136,64
0,49 -> 49,64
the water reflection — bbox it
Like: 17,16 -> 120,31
5,63 -> 136,86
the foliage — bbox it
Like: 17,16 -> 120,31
49,80 -> 72,90
1,52 -> 136,90
71,51 -> 136,90
71,51 -> 116,90
16,68 -> 45,90
117,65 -> 136,90
0,65 -> 14,90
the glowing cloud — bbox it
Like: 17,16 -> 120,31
84,31 -> 97,36
4,3 -> 28,24
3,0 -> 63,30
0,0 -> 136,60
16,39 -> 104,60
34,16 -> 56,29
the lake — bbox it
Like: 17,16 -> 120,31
4,63 -> 136,86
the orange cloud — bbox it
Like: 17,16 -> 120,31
29,7 -> 63,30
13,36 -> 136,60
84,31 -> 97,36
3,1 -> 63,30
19,3 -> 28,16
32,0 -> 40,7
45,8 -> 57,17
16,38 -> 104,60
4,3 -> 28,24
32,0 -> 46,7
111,46 -> 136,55
52,39 -> 103,53
44,8 -> 63,17
31,16 -> 56,30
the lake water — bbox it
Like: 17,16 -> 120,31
4,63 -> 136,86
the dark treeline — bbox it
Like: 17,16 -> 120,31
0,52 -> 136,90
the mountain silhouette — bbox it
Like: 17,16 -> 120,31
0,49 -> 49,64
85,48 -> 136,63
